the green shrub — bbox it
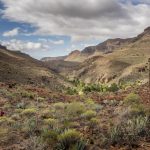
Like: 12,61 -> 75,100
109,115 -> 149,147
108,83 -> 119,92
44,118 -> 57,128
21,91 -> 36,99
83,84 -> 102,92
66,102 -> 85,116
124,93 -> 140,106
22,118 -> 38,135
42,129 -> 58,144
110,125 -> 123,145
37,97 -> 45,102
25,136 -> 46,150
54,102 -> 66,110
0,116 -> 15,126
85,98 -> 95,106
130,104 -> 145,116
0,128 -> 8,141
22,108 -> 37,116
89,118 -> 99,127
85,99 -> 97,110
40,110 -> 51,119
73,140 -> 87,150
57,129 -> 81,149
66,87 -> 78,95
82,110 -> 96,120
127,116 -> 149,136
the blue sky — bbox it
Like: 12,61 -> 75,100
0,0 -> 149,59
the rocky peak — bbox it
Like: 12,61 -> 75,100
69,50 -> 80,55
0,44 -> 7,50
144,26 -> 150,33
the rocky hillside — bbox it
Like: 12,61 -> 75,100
0,46 -> 71,91
43,27 -> 150,84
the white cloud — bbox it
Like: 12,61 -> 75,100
1,0 -> 150,41
0,39 -> 43,51
49,40 -> 64,45
38,38 -> 64,45
3,28 -> 19,37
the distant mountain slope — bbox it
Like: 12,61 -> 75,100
65,27 -> 150,63
65,50 -> 81,62
0,46 -> 71,91
43,27 -> 150,84
65,38 -> 133,62
41,55 -> 67,61
69,27 -> 150,83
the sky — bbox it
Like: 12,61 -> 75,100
0,0 -> 150,59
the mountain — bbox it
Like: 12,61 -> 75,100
65,50 -> 81,62
65,38 -> 133,62
41,55 -> 67,61
43,26 -> 150,84
0,46 -> 71,91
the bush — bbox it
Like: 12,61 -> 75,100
40,110 -> 51,119
66,87 -> 78,95
25,118 -> 37,134
83,84 -> 104,93
57,129 -> 81,149
108,83 -> 119,92
0,128 -> 8,141
42,129 -> 58,144
66,102 -> 85,116
54,102 -> 66,110
85,99 -> 95,106
37,97 -> 45,102
89,118 -> 99,127
21,91 -> 36,99
44,118 -> 57,128
124,93 -> 140,106
82,110 -> 96,120
130,104 -> 145,116
0,116 -> 15,126
110,125 -> 123,145
22,108 -> 37,117
25,136 -> 47,150
109,115 -> 149,147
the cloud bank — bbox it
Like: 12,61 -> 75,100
0,39 -> 64,52
3,28 -> 19,37
1,0 -> 150,41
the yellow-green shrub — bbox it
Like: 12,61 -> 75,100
89,118 -> 99,126
58,129 -> 81,147
82,110 -> 96,120
124,93 -> 140,106
0,116 -> 15,125
40,109 -> 52,119
21,91 -> 36,99
53,102 -> 66,110
44,118 -> 57,128
21,108 -> 37,116
42,129 -> 58,144
66,102 -> 85,116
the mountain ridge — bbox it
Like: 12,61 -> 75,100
42,26 -> 150,84
0,46 -> 71,91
